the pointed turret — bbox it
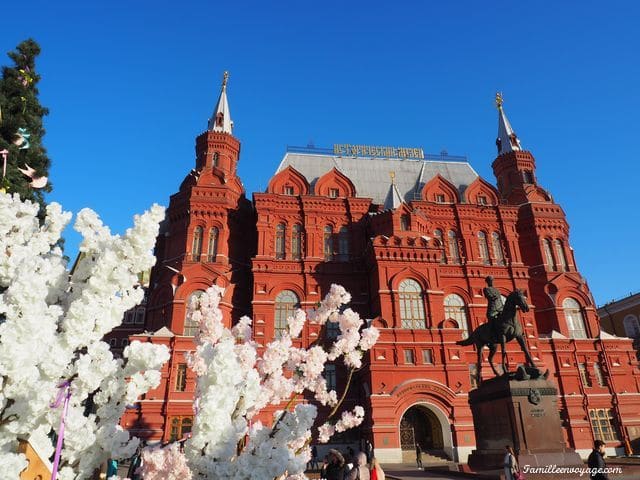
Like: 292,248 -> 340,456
495,92 -> 522,155
383,171 -> 404,210
208,71 -> 233,134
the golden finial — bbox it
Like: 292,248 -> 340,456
495,92 -> 504,109
222,71 -> 229,88
389,171 -> 396,185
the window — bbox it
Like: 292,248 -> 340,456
175,364 -> 188,392
543,239 -> 555,270
337,226 -> 349,261
191,226 -> 203,261
435,194 -> 445,203
207,227 -> 219,262
291,224 -> 302,260
135,309 -> 144,324
323,226 -> 334,261
324,364 -> 337,391
563,298 -> 587,339
275,223 -> 286,259
284,186 -> 294,195
593,362 -> 607,387
469,364 -> 478,389
404,349 -> 415,364
554,240 -> 568,271
398,279 -> 426,329
444,294 -> 469,339
326,321 -> 340,340
169,416 -> 193,442
477,232 -> 490,265
422,349 -> 433,364
478,195 -> 487,205
492,232 -> 505,265
448,230 -> 460,264
400,214 -> 409,231
274,290 -> 299,337
623,315 -> 640,338
213,152 -> 219,167
434,229 -> 445,264
579,363 -> 591,387
523,170 -> 534,184
124,311 -> 134,324
329,188 -> 339,198
109,338 -> 117,347
184,290 -> 205,336
589,409 -> 620,442
121,338 -> 129,347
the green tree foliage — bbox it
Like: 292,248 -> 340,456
0,39 -> 51,205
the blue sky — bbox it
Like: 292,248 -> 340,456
2,1 -> 639,305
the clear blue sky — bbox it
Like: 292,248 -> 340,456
2,1 -> 639,306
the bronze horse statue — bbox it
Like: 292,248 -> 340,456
456,289 -> 538,384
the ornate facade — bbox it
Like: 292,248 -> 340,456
121,79 -> 640,462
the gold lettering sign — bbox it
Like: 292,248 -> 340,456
333,144 -> 424,159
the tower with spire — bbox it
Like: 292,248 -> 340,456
128,72 -> 254,442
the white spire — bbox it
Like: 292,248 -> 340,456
383,171 -> 404,210
208,71 -> 233,134
495,92 -> 522,155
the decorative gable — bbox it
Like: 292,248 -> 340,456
421,174 -> 460,203
315,168 -> 357,198
464,177 -> 499,205
267,165 -> 310,195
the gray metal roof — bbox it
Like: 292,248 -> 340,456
276,152 -> 479,205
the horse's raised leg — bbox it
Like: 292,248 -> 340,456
487,343 -> 500,376
516,334 -> 537,368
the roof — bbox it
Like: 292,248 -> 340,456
276,152 -> 479,205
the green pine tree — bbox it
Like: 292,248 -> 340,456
0,38 -> 51,206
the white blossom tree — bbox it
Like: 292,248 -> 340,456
138,283 -> 379,480
0,192 -> 170,479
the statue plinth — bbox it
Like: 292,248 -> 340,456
467,375 -> 582,469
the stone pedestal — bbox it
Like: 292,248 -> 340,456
467,375 -> 582,469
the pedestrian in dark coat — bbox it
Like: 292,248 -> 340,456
415,444 -> 423,469
325,449 -> 346,480
587,440 -> 609,480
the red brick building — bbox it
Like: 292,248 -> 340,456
121,78 -> 640,462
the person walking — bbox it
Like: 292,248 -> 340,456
415,443 -> 423,469
370,457 -> 385,480
587,440 -> 610,480
503,445 -> 520,480
320,455 -> 330,479
346,452 -> 370,480
309,445 -> 319,471
325,449 -> 346,480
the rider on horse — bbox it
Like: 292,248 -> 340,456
483,276 -> 504,341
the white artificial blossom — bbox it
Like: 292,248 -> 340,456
139,283 -> 380,480
0,192 -> 169,479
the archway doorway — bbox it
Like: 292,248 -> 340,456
400,405 -> 444,452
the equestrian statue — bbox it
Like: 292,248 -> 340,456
456,276 -> 547,384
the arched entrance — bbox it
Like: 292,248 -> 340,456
400,405 -> 444,452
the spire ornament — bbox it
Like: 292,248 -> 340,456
495,92 -> 504,109
208,70 -> 233,134
495,92 -> 522,154
222,71 -> 229,88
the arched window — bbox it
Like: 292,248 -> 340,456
338,226 -> 349,261
554,240 -> 568,271
323,225 -> 334,261
623,315 -> 640,338
492,232 -> 505,266
275,223 -> 286,259
191,226 -> 203,261
170,416 -> 193,442
398,279 -> 426,329
207,227 -> 219,262
434,229 -> 445,264
444,294 -> 469,338
477,232 -> 490,265
275,290 -> 300,337
448,230 -> 460,264
543,239 -> 555,270
563,297 -> 587,339
213,152 -> 219,167
291,224 -> 302,260
400,214 -> 409,231
184,290 -> 205,336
